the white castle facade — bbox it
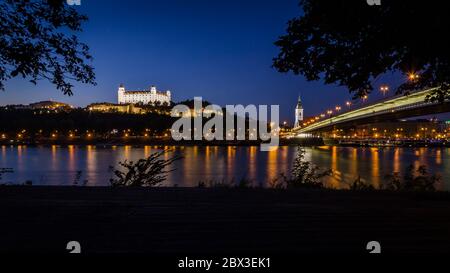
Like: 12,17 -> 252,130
117,84 -> 171,105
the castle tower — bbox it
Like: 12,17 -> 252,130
166,90 -> 171,104
118,84 -> 126,104
294,95 -> 304,127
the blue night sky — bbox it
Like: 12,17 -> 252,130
0,0 -> 443,123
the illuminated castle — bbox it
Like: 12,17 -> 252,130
117,84 -> 171,105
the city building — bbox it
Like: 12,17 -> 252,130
354,120 -> 448,139
294,95 -> 304,127
118,84 -> 171,105
87,103 -> 146,114
325,119 -> 449,139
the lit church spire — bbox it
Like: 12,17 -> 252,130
294,94 -> 304,127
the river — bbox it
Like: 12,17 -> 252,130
0,145 -> 448,190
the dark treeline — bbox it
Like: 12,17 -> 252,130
0,109 -> 175,135
0,108 -> 270,141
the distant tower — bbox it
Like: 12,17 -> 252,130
294,95 -> 304,127
118,84 -> 125,104
150,85 -> 157,94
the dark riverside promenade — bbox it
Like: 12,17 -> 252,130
0,186 -> 449,254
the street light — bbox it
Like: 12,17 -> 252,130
408,73 -> 419,81
380,85 -> 389,96
346,101 -> 351,108
335,106 -> 341,111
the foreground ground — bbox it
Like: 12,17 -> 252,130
0,186 -> 449,254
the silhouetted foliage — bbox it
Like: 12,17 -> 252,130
273,0 -> 450,101
72,170 -> 87,186
109,150 -> 182,187
203,178 -> 235,188
237,177 -> 254,188
73,170 -> 82,186
196,177 -> 255,188
268,176 -> 285,189
0,0 -> 95,95
348,176 -> 375,191
282,147 -> 332,188
383,164 -> 440,191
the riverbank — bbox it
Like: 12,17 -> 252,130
0,186 -> 449,254
2,137 -> 449,147
0,137 -> 325,147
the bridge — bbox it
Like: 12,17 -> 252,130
293,87 -> 450,135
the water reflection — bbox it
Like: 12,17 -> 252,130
370,148 -> 380,188
249,146 -> 257,180
68,145 -> 75,175
393,148 -> 400,173
144,145 -> 151,158
226,146 -> 235,179
329,146 -> 340,187
51,145 -> 58,172
1,146 -> 6,165
86,145 -> 96,184
349,147 -> 358,182
436,149 -> 442,165
17,145 -> 24,171
0,145 -> 448,190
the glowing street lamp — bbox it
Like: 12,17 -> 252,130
380,85 -> 389,96
408,73 -> 420,81
346,101 -> 351,108
335,106 -> 341,111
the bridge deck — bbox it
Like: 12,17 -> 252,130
294,88 -> 448,133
